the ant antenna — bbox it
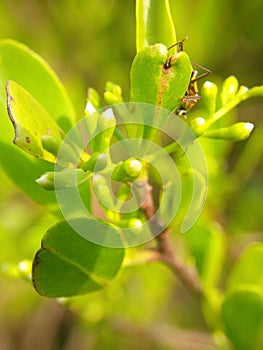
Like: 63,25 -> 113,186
167,36 -> 189,52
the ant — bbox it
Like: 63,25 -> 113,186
166,37 -> 211,115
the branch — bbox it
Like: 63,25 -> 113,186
135,178 -> 203,298
155,230 -> 203,298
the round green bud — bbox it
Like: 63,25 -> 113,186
123,158 -> 143,178
189,117 -> 206,137
112,158 -> 143,182
119,218 -> 143,235
82,153 -> 107,172
41,134 -> 61,156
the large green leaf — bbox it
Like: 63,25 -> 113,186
7,80 -> 63,163
0,39 -> 75,132
136,0 -> 176,52
221,244 -> 263,349
32,218 -> 125,297
221,287 -> 263,350
0,39 -> 76,208
227,243 -> 263,290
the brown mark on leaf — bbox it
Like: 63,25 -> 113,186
6,80 -> 18,144
157,66 -> 172,106
31,250 -> 42,293
26,136 -> 31,143
8,94 -> 15,102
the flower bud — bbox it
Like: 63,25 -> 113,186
41,134 -> 61,156
204,122 -> 254,141
86,87 -> 102,111
89,108 -> 116,153
112,158 -> 143,182
237,85 -> 249,96
104,81 -> 123,105
200,81 -> 218,117
36,172 -> 55,190
221,76 -> 239,105
36,168 -> 88,191
119,218 -> 143,234
93,174 -> 115,209
82,153 -> 107,172
104,92 -> 121,105
124,158 -> 143,178
189,117 -> 207,137
85,88 -> 101,137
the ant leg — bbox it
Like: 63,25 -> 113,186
190,61 -> 211,82
181,94 -> 201,103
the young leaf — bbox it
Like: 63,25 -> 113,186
130,43 -> 192,112
7,80 -> 63,163
32,218 -> 125,297
136,0 -> 176,52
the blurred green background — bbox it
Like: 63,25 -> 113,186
0,0 -> 263,349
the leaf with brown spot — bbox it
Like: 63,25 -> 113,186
7,80 -> 63,163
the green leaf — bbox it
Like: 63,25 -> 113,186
136,0 -> 176,52
7,80 -> 63,162
227,243 -> 263,290
185,222 -> 225,292
221,287 -> 263,350
0,39 -> 76,131
32,218 -> 125,297
0,39 -> 76,209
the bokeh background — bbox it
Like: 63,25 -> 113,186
0,1 -> 263,349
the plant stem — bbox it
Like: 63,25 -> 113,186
137,177 -> 203,298
155,229 -> 203,298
